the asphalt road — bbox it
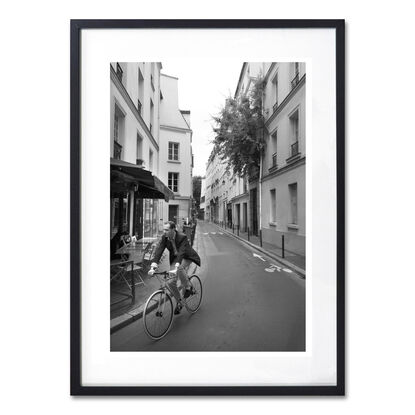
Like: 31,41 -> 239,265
111,221 -> 305,351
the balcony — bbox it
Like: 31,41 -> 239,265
113,141 -> 122,160
291,72 -> 300,90
268,152 -> 278,172
137,98 -> 142,115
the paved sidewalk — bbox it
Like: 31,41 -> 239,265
212,222 -> 306,276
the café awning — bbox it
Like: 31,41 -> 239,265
110,158 -> 174,202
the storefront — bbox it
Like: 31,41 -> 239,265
110,159 -> 173,240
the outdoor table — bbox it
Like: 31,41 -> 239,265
111,241 -> 155,306
110,259 -> 135,305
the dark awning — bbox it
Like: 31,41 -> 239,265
110,158 -> 174,202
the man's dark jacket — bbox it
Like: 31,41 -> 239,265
152,231 -> 201,266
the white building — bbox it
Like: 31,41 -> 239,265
159,74 -> 194,228
110,62 -> 173,241
205,61 -> 306,257
261,62 -> 306,255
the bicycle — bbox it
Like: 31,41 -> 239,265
143,268 -> 202,340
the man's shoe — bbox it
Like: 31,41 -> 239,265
174,302 -> 183,315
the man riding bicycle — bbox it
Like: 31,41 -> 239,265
149,221 -> 201,314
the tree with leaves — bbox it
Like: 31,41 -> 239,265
211,76 -> 265,177
192,175 -> 202,213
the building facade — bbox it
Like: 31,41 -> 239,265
205,61 -> 306,257
261,62 -> 306,255
110,62 -> 181,242
159,74 -> 194,229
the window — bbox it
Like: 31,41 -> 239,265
149,149 -> 153,172
291,62 -> 300,89
270,189 -> 276,222
150,99 -> 154,134
116,63 -> 123,83
136,134 -> 143,164
272,72 -> 279,111
289,183 -> 298,225
137,68 -> 144,115
289,110 -> 299,157
168,172 -> 179,193
271,131 -> 278,167
151,63 -> 155,91
168,142 -> 179,161
113,105 -> 124,159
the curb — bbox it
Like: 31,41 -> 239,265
211,222 -> 306,279
110,304 -> 145,334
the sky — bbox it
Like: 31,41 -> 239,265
161,60 -> 244,177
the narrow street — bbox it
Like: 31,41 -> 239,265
111,220 -> 305,351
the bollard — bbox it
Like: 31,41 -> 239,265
259,229 -> 263,247
248,227 -> 250,241
282,234 -> 285,258
237,225 -> 239,236
233,224 -> 234,234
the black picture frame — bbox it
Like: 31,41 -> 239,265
70,19 -> 345,396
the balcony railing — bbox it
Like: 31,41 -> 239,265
291,141 -> 299,157
272,152 -> 278,168
137,98 -> 142,115
136,158 -> 144,167
113,141 -> 122,160
291,72 -> 300,90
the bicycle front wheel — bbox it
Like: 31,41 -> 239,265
184,275 -> 202,314
143,290 -> 173,340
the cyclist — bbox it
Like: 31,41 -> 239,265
149,221 -> 201,314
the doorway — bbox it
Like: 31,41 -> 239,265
168,205 -> 179,224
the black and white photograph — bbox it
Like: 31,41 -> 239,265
71,21 -> 342,393
109,61 -> 306,351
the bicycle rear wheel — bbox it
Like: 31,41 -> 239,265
143,290 -> 173,340
184,275 -> 202,313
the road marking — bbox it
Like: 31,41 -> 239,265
253,253 -> 266,262
218,232 -> 223,235
265,268 -> 275,272
211,232 -> 216,235
283,268 -> 293,273
203,233 -> 209,235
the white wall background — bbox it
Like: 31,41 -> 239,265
1,0 -> 414,413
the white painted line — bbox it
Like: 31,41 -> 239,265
218,232 -> 223,235
283,268 -> 293,273
265,268 -> 275,273
203,233 -> 209,235
211,232 -> 216,235
253,253 -> 266,262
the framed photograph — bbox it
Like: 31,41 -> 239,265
71,19 -> 345,395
